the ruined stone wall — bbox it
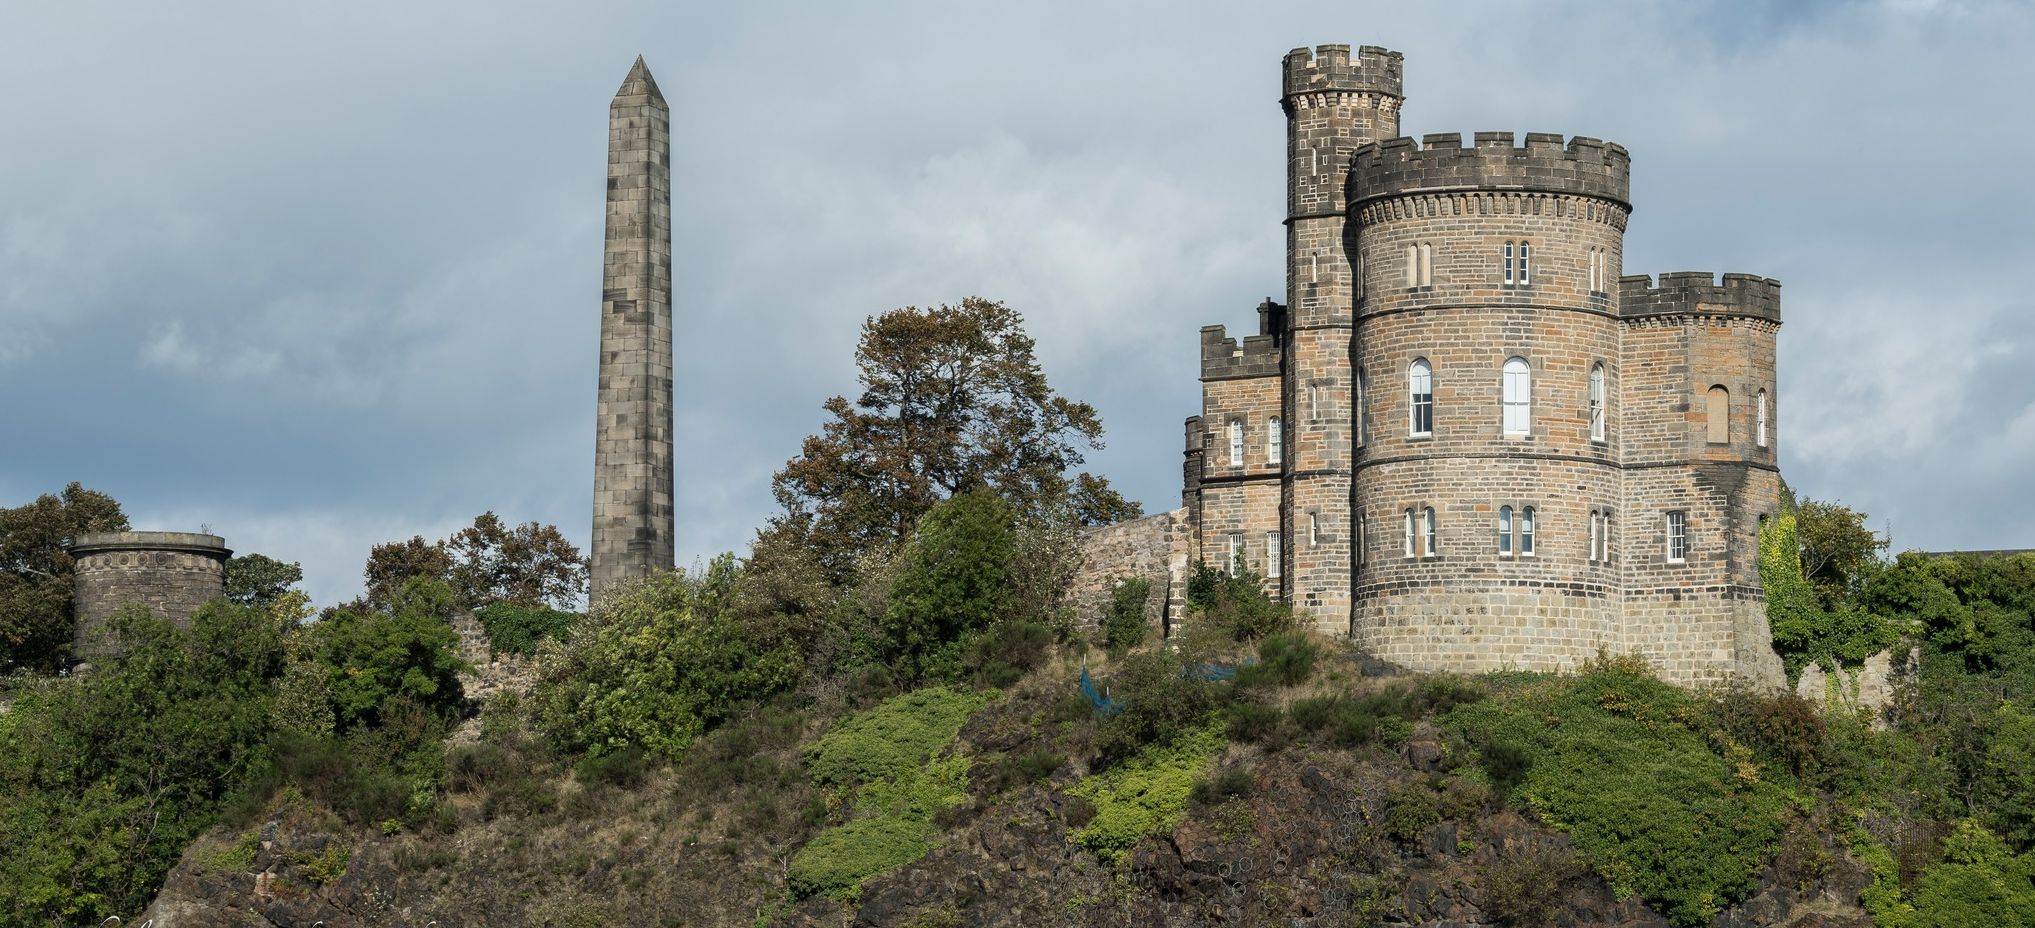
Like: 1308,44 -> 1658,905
1067,509 -> 1189,638
69,531 -> 230,663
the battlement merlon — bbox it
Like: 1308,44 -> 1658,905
1618,273 -> 1782,324
1283,44 -> 1404,101
1184,416 -> 1205,453
1350,132 -> 1631,210
1200,324 -> 1284,381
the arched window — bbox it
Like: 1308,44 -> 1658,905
1309,255 -> 1319,284
1498,505 -> 1514,556
1589,363 -> 1606,442
1521,506 -> 1536,556
1355,369 -> 1367,447
1604,511 -> 1614,563
1423,507 -> 1438,558
1405,245 -> 1418,287
1503,242 -> 1515,285
1409,359 -> 1434,437
1756,390 -> 1769,448
1705,386 -> 1730,444
1229,418 -> 1245,466
1518,242 -> 1531,284
1502,357 -> 1531,435
1268,416 -> 1283,466
1308,382 -> 1323,423
1588,509 -> 1600,562
1403,509 -> 1416,557
1417,242 -> 1433,286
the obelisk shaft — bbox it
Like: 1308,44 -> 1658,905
591,57 -> 674,603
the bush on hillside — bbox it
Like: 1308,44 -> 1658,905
1103,577 -> 1151,654
1069,725 -> 1226,861
1186,562 -> 1292,641
474,602 -> 578,657
802,686 -> 995,786
882,490 -> 1019,682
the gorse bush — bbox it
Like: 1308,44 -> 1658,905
803,686 -> 995,786
1446,660 -> 1796,927
1069,725 -> 1226,861
1235,631 -> 1317,688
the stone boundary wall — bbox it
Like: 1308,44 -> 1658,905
1067,509 -> 1190,637
1796,646 -> 1915,724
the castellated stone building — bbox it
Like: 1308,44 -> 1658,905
590,56 -> 676,603
1181,44 -> 1785,687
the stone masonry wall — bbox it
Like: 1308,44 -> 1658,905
69,531 -> 230,663
1067,509 -> 1190,638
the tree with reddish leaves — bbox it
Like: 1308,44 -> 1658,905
770,298 -> 1138,580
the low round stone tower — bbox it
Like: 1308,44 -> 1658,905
1350,132 -> 1633,673
69,531 -> 231,662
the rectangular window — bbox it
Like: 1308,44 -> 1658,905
1310,511 -> 1321,547
1355,372 -> 1367,446
1498,506 -> 1513,556
1229,419 -> 1244,467
1266,532 -> 1281,578
1268,416 -> 1283,466
1518,242 -> 1531,285
1666,511 -> 1687,563
1503,242 -> 1514,285
1605,511 -> 1614,563
1227,532 -> 1244,575
1354,512 -> 1364,565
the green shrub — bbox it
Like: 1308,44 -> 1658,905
1103,578 -> 1151,653
575,745 -> 653,791
1190,765 -> 1254,806
1383,781 -> 1442,843
532,560 -> 802,760
788,815 -> 929,898
1069,725 -> 1226,861
1186,563 -> 1291,641
1445,663 -> 1798,927
1225,701 -> 1285,744
1093,647 -> 1232,765
1479,842 -> 1587,928
1236,631 -> 1317,688
312,577 -> 468,731
883,490 -> 1018,682
966,620 -> 1053,688
1706,687 -> 1829,783
474,602 -> 579,656
803,686 -> 995,786
1901,819 -> 2035,927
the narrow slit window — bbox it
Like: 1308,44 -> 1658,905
1502,357 -> 1531,435
1403,509 -> 1415,558
1405,245 -> 1418,287
1309,382 -> 1323,423
1268,416 -> 1283,466
1409,359 -> 1434,437
1229,418 -> 1245,466
1354,512 -> 1364,565
1503,242 -> 1515,285
1423,507 -> 1438,558
1518,242 -> 1531,285
1310,511 -> 1321,547
1498,505 -> 1514,556
1666,511 -> 1687,563
1355,370 -> 1367,447
1756,390 -> 1769,448
1309,255 -> 1319,284
1605,511 -> 1615,563
1705,386 -> 1730,444
1521,506 -> 1536,556
1588,510 -> 1600,562
1589,363 -> 1607,442
1586,248 -> 1597,291
1418,242 -> 1433,286
1266,532 -> 1282,578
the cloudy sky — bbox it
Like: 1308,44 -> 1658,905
3,0 -> 2031,606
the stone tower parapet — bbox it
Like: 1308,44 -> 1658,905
1619,272 -> 1781,322
69,531 -> 230,663
1352,133 -> 1631,208
591,56 -> 676,604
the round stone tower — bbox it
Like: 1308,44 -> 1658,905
1349,132 -> 1633,673
69,531 -> 231,662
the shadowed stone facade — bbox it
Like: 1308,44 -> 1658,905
1181,44 -> 1786,687
68,531 -> 230,663
591,56 -> 675,603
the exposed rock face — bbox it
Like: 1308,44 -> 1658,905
1795,647 -> 1916,724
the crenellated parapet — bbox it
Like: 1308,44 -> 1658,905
1200,324 -> 1283,381
1619,273 -> 1781,324
1282,44 -> 1403,102
1351,132 -> 1631,209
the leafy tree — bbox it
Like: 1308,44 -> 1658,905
0,483 -> 128,672
0,600 -> 286,924
311,577 -> 466,731
1071,472 -> 1143,528
771,297 -> 1130,578
447,512 -> 588,610
223,552 -> 305,608
473,602 -> 578,656
532,559 -> 803,759
1784,487 -> 1886,608
882,490 -> 1018,682
361,535 -> 454,610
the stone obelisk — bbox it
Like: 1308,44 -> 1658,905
591,56 -> 674,604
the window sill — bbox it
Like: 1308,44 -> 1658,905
1409,432 -> 1433,441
